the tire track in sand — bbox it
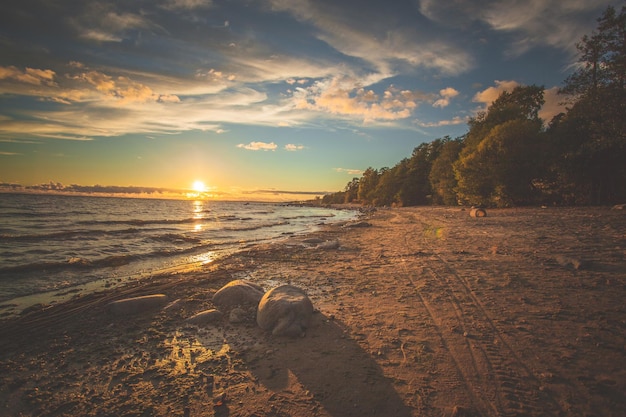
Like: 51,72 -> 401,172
393,211 -> 561,417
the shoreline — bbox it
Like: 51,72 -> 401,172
1,206 -> 625,416
0,204 -> 361,319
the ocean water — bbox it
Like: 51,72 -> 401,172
0,193 -> 356,307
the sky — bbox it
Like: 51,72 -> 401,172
0,0 -> 617,201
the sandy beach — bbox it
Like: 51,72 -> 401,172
1,206 -> 625,417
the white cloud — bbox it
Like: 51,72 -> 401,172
416,116 -> 466,128
335,167 -> 364,175
291,76 -> 432,123
237,141 -> 278,151
285,144 -> 304,151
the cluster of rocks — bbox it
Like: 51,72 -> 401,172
106,280 -> 314,337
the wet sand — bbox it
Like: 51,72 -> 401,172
1,206 -> 625,416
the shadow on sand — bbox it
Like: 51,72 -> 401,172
227,312 -> 413,417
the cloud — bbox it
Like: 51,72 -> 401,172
70,3 -> 162,43
473,81 -> 566,123
0,66 -> 57,86
71,70 -> 181,103
237,141 -> 278,151
432,87 -> 460,108
162,0 -> 213,10
335,167 -> 364,175
539,86 -> 567,122
291,76 -> 432,123
267,0 -> 474,76
285,144 -> 304,151
419,0 -> 613,56
246,189 -> 328,196
195,68 -> 237,82
416,116 -> 466,128
0,63 -> 290,139
0,152 -> 21,156
473,80 -> 521,106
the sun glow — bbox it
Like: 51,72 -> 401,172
192,180 -> 207,193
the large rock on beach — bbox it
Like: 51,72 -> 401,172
257,285 -> 314,337
106,294 -> 169,315
212,279 -> 265,310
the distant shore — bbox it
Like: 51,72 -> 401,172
1,206 -> 625,417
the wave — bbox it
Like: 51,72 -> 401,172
0,227 -> 140,242
0,239 -> 240,276
279,213 -> 335,220
221,221 -> 289,232
77,218 -> 199,226
1,209 -> 95,218
148,233 -> 202,244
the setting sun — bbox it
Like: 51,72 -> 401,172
192,180 -> 207,192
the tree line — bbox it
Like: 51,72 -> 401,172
321,5 -> 626,207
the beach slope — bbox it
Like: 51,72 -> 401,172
1,206 -> 625,416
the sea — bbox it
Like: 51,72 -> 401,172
0,193 -> 357,313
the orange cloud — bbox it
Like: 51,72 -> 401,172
473,80 -> 520,105
70,70 -> 180,103
0,66 -> 56,86
433,87 -> 460,108
473,81 -> 566,123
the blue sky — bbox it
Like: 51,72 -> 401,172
0,0 -> 616,200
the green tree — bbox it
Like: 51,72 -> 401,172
344,177 -> 360,203
373,163 -> 405,206
455,119 -> 544,206
454,85 -> 546,206
429,137 -> 464,205
357,167 -> 380,204
392,140 -> 444,206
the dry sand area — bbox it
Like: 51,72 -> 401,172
1,206 -> 625,416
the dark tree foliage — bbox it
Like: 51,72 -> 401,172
553,4 -> 626,204
322,5 -> 625,207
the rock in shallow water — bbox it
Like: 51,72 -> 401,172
257,285 -> 314,337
